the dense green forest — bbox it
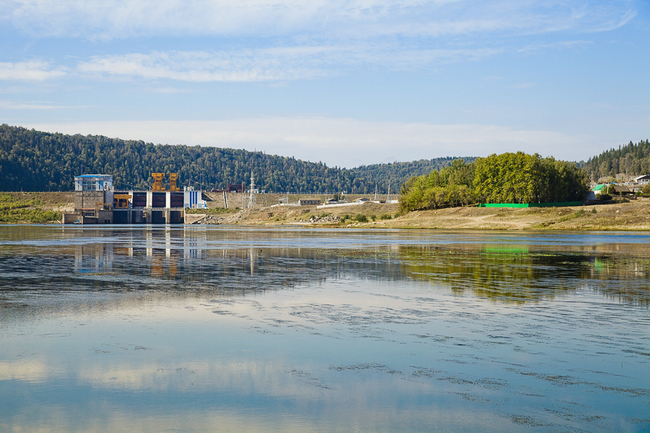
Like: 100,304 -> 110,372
400,152 -> 589,212
0,124 -> 469,193
582,140 -> 650,180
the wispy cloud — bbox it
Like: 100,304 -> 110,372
76,45 -> 501,82
0,60 -> 67,81
508,82 -> 535,89
516,40 -> 593,54
2,0 -> 637,40
77,49 -> 332,82
0,99 -> 90,109
1,2 -> 636,86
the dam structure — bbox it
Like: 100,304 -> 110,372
65,174 -> 207,224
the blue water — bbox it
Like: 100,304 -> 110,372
0,226 -> 649,432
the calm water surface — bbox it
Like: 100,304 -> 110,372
0,225 -> 649,432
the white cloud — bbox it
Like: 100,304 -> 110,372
2,0 -> 637,39
77,50 -> 332,82
25,117 -> 599,167
0,60 -> 66,81
75,46 -> 501,82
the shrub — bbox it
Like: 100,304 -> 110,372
354,214 -> 368,223
379,214 -> 392,220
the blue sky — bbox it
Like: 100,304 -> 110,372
1,0 -> 648,168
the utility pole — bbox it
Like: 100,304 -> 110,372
248,171 -> 256,208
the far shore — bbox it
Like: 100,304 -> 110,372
195,198 -> 650,231
2,191 -> 650,231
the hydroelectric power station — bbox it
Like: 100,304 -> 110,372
64,173 -> 207,224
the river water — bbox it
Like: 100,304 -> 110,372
0,225 -> 649,432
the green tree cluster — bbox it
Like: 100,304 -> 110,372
399,159 -> 476,211
474,152 -> 588,204
400,152 -> 588,212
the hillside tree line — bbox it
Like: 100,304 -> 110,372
582,140 -> 650,180
0,124 -> 469,194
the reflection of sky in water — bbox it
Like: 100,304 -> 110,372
0,226 -> 649,432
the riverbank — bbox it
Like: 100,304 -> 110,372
4,192 -> 650,230
192,199 -> 650,230
373,200 -> 650,231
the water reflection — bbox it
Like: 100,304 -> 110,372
1,226 -> 649,310
398,244 -> 650,305
0,226 -> 649,432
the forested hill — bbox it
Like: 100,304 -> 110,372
582,140 -> 650,180
0,124 -> 469,193
351,157 -> 476,192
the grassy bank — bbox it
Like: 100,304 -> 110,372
208,198 -> 650,231
372,199 -> 650,231
0,192 -> 73,223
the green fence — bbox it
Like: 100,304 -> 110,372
479,201 -> 584,208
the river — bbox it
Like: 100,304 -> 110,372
0,225 -> 649,432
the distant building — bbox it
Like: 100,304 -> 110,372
75,174 -> 113,191
610,185 -> 634,196
633,175 -> 650,184
298,199 -> 321,206
592,184 -> 607,196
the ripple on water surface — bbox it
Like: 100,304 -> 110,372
0,226 -> 649,432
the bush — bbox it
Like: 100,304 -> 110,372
599,194 -> 612,201
354,214 -> 368,223
379,214 -> 392,220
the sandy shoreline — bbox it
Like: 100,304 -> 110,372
3,191 -> 650,231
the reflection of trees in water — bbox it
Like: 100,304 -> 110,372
0,243 -> 401,300
1,230 -> 649,315
0,244 -> 407,320
397,245 -> 650,305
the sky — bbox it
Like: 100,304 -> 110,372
0,0 -> 648,168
